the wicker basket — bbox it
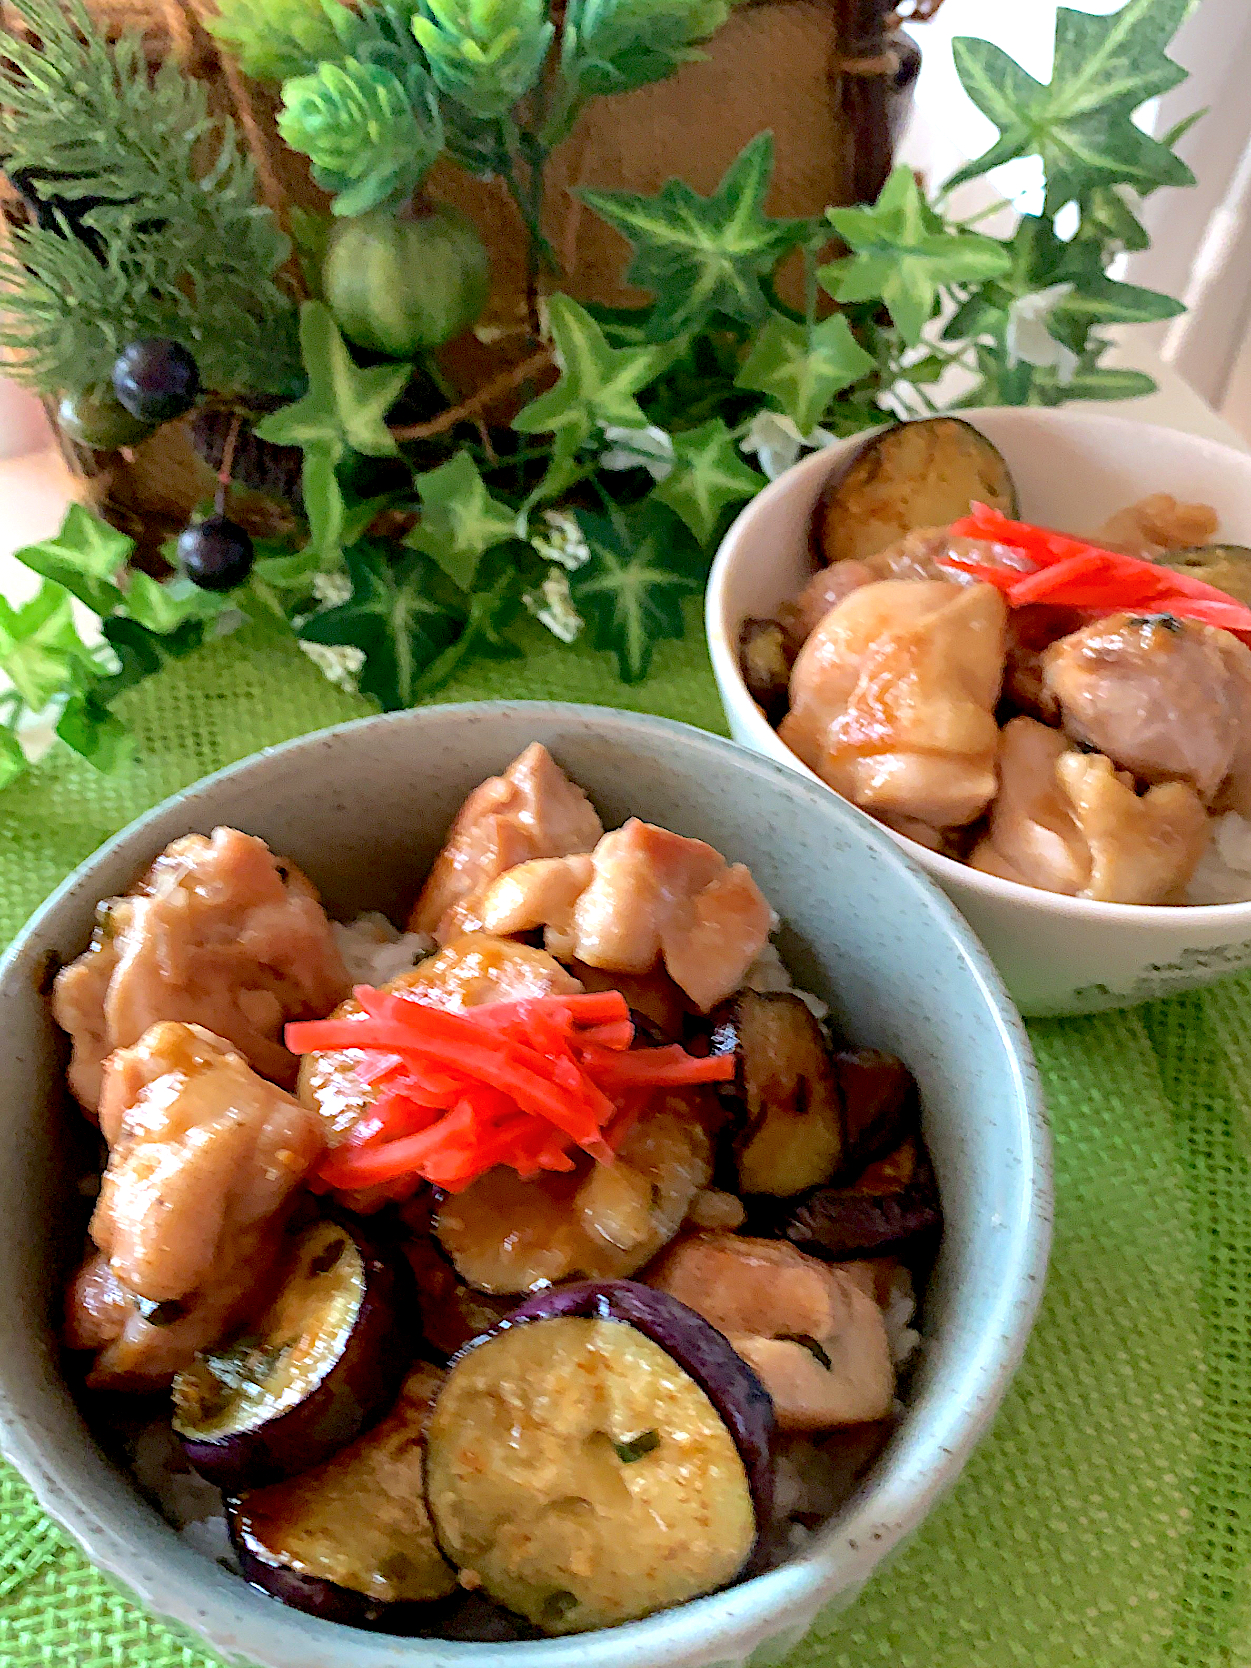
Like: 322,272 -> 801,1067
7,0 -> 928,548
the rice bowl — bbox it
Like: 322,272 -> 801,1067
708,409 -> 1251,1015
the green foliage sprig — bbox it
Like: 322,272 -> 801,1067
0,0 -> 300,396
278,59 -> 444,216
0,0 -> 1203,791
208,0 -> 362,82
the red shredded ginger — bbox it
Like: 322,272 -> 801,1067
285,987 -> 733,1194
943,503 -> 1251,644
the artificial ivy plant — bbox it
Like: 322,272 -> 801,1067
0,0 -> 1198,787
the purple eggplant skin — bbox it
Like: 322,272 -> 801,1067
229,1522 -> 491,1637
500,1279 -> 776,1555
230,1513 -> 407,1630
179,1220 -> 417,1490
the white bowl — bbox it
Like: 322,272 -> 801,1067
707,407 -> 1251,1017
0,704 -> 1049,1668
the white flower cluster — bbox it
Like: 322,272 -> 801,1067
525,509 -> 588,645
599,424 -> 675,480
1005,283 -> 1079,384
523,568 -> 583,644
739,412 -> 836,480
529,509 -> 590,572
299,640 -> 365,692
298,568 -> 363,691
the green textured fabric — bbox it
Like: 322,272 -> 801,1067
2,611 -> 1249,1666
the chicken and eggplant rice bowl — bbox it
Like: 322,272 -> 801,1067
738,417 -> 1251,908
53,743 -> 937,1640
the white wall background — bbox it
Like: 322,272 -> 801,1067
899,0 -> 1251,437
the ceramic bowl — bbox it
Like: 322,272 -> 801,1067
707,407 -> 1251,1016
0,703 -> 1049,1668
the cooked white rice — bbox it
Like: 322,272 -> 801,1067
129,1420 -> 239,1571
882,1264 -> 920,1368
743,943 -> 830,1020
1186,812 -> 1251,905
332,913 -> 435,985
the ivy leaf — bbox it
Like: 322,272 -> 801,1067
824,166 -> 1011,347
298,542 -> 463,709
570,500 -> 702,682
0,582 -> 100,710
277,57 -> 443,216
12,503 -> 132,615
0,727 -> 25,790
652,418 -> 762,545
407,452 -> 520,590
941,216 -> 1182,360
735,313 -> 875,435
579,134 -> 811,341
1044,243 -> 1183,356
411,557 -> 525,694
303,443 -> 348,562
1036,362 -> 1158,404
256,302 -> 408,460
55,694 -> 130,771
94,616 -> 205,703
124,573 -> 229,635
1081,185 -> 1151,254
945,0 -> 1198,209
513,295 -> 676,439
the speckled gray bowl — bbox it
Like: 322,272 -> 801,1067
0,703 -> 1049,1668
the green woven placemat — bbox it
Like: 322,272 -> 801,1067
2,611 -> 1248,1667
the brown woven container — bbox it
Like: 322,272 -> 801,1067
8,0 -> 927,546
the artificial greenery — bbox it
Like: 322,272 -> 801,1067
0,0 -> 1202,786
0,0 -> 300,396
278,58 -> 444,216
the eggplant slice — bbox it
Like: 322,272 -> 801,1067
813,417 -> 1017,567
836,1047 -> 915,1169
782,1134 -> 943,1261
710,989 -> 844,1196
401,1234 -> 515,1359
1160,544 -> 1251,604
425,1283 -> 770,1635
229,1362 -> 456,1626
738,618 -> 793,725
434,1098 -> 713,1294
173,1218 -> 412,1488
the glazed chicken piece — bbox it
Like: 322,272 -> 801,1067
779,561 -> 878,653
410,743 -> 603,942
1057,753 -> 1209,905
651,1234 -> 893,1431
474,819 -> 772,1012
50,902 -> 131,1110
969,718 -> 1091,896
53,829 -> 349,1109
69,1021 -> 324,1389
970,716 -> 1210,904
66,1242 -> 287,1394
1094,493 -> 1219,558
93,1022 -> 324,1297
780,579 -> 1007,832
1042,614 -> 1251,804
779,528 -> 1029,655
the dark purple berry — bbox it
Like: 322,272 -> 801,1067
178,516 -> 255,591
113,338 -> 201,424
